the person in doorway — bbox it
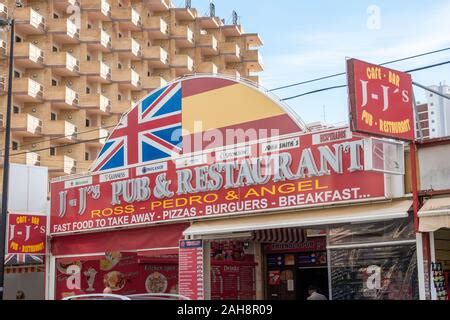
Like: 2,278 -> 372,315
16,290 -> 25,300
307,285 -> 327,300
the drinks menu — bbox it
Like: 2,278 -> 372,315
179,239 -> 204,300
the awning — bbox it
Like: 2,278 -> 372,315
51,223 -> 189,256
184,200 -> 412,238
251,228 -> 306,244
419,197 -> 450,232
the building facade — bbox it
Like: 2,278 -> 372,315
425,84 -> 450,139
0,0 -> 263,180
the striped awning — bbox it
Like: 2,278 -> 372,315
5,265 -> 45,274
252,228 -> 306,244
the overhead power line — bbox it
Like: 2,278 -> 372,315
281,59 -> 450,101
270,46 -> 450,92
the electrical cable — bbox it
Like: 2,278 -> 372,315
281,60 -> 450,101
269,46 -> 450,92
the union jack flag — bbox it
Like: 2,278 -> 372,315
5,253 -> 44,266
91,83 -> 183,172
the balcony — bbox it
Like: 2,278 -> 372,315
145,0 -> 171,12
10,151 -> 41,167
43,121 -> 77,142
81,0 -> 111,20
197,62 -> 218,75
46,52 -> 80,76
111,7 -> 142,31
80,29 -> 112,51
142,16 -> 169,39
112,38 -> 142,60
143,46 -> 169,68
220,42 -> 241,62
9,114 -> 42,137
0,76 -> 5,95
83,127 -> 109,147
172,25 -> 195,48
0,3 -> 7,20
246,75 -> 259,85
0,40 -> 5,58
41,155 -> 77,175
141,76 -> 167,91
15,8 -> 46,35
47,19 -> 80,44
221,24 -> 243,37
12,78 -> 43,102
112,69 -> 141,90
45,86 -> 79,109
80,61 -> 111,83
242,50 -> 263,72
222,69 -> 240,80
12,43 -> 44,69
54,0 -> 80,13
79,94 -> 111,114
243,33 -> 263,47
173,8 -> 196,21
110,99 -> 133,115
198,34 -> 218,55
197,17 -> 223,29
171,54 -> 194,76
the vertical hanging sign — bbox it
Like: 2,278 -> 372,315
347,58 -> 415,141
179,239 -> 204,300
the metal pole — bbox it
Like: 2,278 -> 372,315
0,18 -> 14,300
410,141 -> 420,233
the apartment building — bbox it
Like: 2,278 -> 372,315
0,0 -> 263,180
415,103 -> 431,140
426,84 -> 450,139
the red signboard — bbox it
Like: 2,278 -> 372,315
49,128 -> 385,235
179,240 -> 204,300
55,252 -> 139,299
347,58 -> 414,141
264,237 -> 327,253
7,213 -> 46,255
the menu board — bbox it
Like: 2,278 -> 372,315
179,239 -> 204,300
210,261 -> 256,300
55,252 -> 139,299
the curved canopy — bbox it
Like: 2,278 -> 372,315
90,76 -> 304,172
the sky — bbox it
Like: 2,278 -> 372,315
182,0 -> 450,125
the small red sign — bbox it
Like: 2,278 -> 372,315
7,213 -> 46,255
347,58 -> 414,141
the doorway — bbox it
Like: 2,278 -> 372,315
296,267 -> 329,300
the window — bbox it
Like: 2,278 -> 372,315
430,93 -> 433,97
432,120 -> 435,123
86,87 -> 91,94
51,112 -> 57,121
87,55 -> 91,61
49,147 -> 56,156
118,63 -> 122,69
85,152 -> 90,161
85,118 -> 91,127
118,33 -> 122,38
430,103 -> 434,106
118,94 -> 122,101
432,129 -> 436,132
87,24 -> 92,29
53,13 -> 59,19
52,79 -> 58,86
52,46 -> 59,52
12,141 -> 19,151
15,36 -> 22,43
13,106 -> 20,114
431,111 -> 435,115
14,70 -> 21,79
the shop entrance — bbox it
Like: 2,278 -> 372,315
296,268 -> 328,300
